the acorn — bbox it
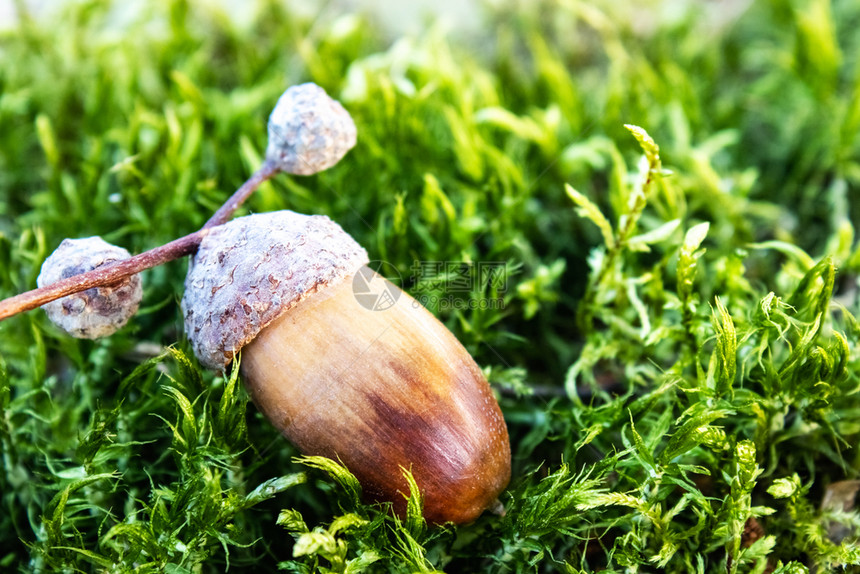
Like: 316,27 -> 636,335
181,210 -> 511,524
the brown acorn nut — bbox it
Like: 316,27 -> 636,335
181,211 -> 511,524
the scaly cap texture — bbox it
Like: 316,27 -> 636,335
182,210 -> 368,370
265,82 -> 357,175
37,237 -> 143,339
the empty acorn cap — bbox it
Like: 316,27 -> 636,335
181,210 -> 368,370
265,83 -> 357,175
37,236 -> 143,339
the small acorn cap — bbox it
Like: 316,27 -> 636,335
265,82 -> 357,176
182,210 -> 368,370
37,237 -> 143,339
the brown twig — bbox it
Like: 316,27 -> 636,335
0,162 -> 280,322
204,159 -> 279,229
0,230 -> 207,321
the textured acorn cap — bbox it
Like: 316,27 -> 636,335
37,236 -> 143,339
265,83 -> 357,175
182,210 -> 368,370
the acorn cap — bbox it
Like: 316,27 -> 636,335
265,83 -> 357,175
182,210 -> 368,370
37,236 -> 143,339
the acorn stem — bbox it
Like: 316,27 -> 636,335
0,162 -> 279,322
204,160 -> 279,229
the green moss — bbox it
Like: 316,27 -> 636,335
1,0 -> 859,571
